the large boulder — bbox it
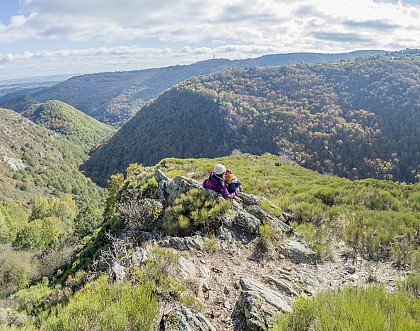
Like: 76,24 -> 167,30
285,240 -> 317,264
160,305 -> 216,331
154,170 -> 211,205
237,278 -> 292,331
232,211 -> 261,235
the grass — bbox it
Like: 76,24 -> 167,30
38,276 -> 158,331
272,284 -> 420,331
155,154 -> 420,266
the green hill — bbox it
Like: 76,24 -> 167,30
23,100 -> 115,150
82,50 -> 420,186
0,107 -> 102,204
0,51 -> 384,126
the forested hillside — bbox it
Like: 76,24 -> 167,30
82,50 -> 419,186
23,100 -> 115,150
0,51 -> 384,126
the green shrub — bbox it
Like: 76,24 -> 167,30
0,202 -> 28,244
291,202 -> 324,225
314,187 -> 340,206
13,217 -> 65,252
134,247 -> 183,299
163,188 -> 232,236
398,272 -> 420,297
344,211 -> 419,261
259,222 -> 278,247
291,222 -> 331,260
272,285 -> 420,331
407,192 -> 420,211
119,198 -> 163,231
40,276 -> 158,331
0,248 -> 35,297
203,235 -> 218,252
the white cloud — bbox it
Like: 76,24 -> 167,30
0,0 -> 418,79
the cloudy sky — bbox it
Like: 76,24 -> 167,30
0,0 -> 419,80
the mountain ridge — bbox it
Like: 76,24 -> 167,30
0,50 -> 385,126
81,51 -> 420,186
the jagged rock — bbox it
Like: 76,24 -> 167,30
238,278 -> 292,331
159,235 -> 205,251
160,237 -> 189,251
233,211 -> 261,235
285,240 -> 317,264
237,192 -> 261,206
245,204 -> 293,233
112,262 -> 125,283
156,175 -> 204,205
154,168 -> 169,182
160,305 -> 216,331
240,278 -> 292,313
265,276 -> 301,297
238,291 -> 277,331
179,256 -> 197,279
185,235 -> 205,250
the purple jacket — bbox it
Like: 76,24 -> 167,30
203,172 -> 238,199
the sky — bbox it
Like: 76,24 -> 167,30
0,0 -> 419,80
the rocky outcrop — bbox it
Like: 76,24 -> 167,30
232,211 -> 261,235
285,240 -> 317,264
159,235 -> 205,251
160,305 -> 216,331
245,204 -> 292,233
155,171 -> 212,205
237,278 -> 292,331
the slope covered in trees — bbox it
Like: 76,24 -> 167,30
23,100 -> 115,150
0,51 -> 384,126
82,50 -> 420,186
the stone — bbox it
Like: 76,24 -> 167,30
186,235 -> 205,250
111,262 -> 125,283
265,276 -> 301,297
154,168 -> 169,183
156,174 -> 203,205
160,237 -> 189,251
179,256 -> 197,280
285,240 -> 317,264
351,274 -> 360,281
160,304 -> 216,331
199,265 -> 211,279
233,211 -> 261,235
240,278 -> 292,313
238,290 -> 277,331
345,264 -> 356,274
237,192 -> 261,206
245,204 -> 293,233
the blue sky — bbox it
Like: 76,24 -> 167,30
0,0 -> 419,80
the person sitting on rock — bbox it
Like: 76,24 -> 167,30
223,168 -> 243,193
203,163 -> 239,199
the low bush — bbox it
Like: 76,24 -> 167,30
39,276 -> 158,331
163,188 -> 232,236
272,285 -> 420,331
119,197 -> 163,231
0,248 -> 36,297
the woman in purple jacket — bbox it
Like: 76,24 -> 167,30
202,164 -> 239,199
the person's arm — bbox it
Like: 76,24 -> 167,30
221,183 -> 238,199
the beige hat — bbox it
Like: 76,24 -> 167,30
214,163 -> 226,175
